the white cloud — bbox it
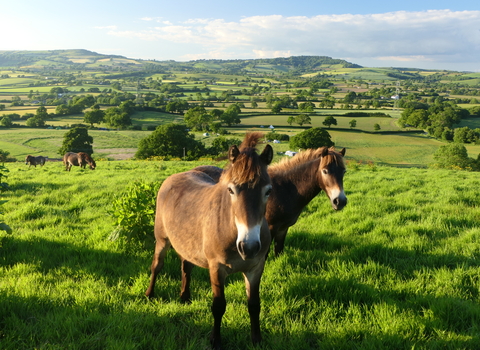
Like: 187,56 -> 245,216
106,10 -> 480,68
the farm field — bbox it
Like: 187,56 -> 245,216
0,128 -> 150,161
3,123 -> 480,166
1,161 -> 480,349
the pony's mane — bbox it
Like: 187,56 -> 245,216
270,147 -> 344,174
221,132 -> 269,187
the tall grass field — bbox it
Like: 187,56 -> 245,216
1,160 -> 480,349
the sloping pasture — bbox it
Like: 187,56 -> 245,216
1,161 -> 480,349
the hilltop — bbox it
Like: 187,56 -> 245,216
0,49 -> 358,75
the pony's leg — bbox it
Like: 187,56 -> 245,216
243,261 -> 266,345
179,258 -> 194,304
209,266 -> 227,350
145,237 -> 171,299
273,228 -> 289,257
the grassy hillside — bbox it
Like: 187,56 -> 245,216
1,161 -> 480,349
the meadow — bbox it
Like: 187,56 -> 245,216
1,159 -> 480,349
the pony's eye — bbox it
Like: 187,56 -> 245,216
265,188 -> 272,197
228,187 -> 234,195
322,169 -> 328,175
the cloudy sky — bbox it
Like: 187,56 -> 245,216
2,0 -> 479,71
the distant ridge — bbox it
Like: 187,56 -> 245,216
0,49 -> 361,73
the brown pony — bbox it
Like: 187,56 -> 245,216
145,132 -> 273,349
195,146 -> 347,256
63,152 -> 96,171
77,152 -> 96,170
25,155 -> 47,167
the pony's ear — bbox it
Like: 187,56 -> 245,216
228,145 -> 240,163
321,147 -> 329,157
340,148 -> 346,156
260,144 -> 273,165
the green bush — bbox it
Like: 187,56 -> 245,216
431,143 -> 479,170
109,181 -> 159,249
0,163 -> 11,234
289,127 -> 334,149
0,163 -> 9,192
265,132 -> 289,141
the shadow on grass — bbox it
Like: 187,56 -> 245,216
272,229 -> 480,349
0,290 -> 213,350
1,235 -> 140,281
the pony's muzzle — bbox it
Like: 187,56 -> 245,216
332,195 -> 347,210
237,240 -> 261,260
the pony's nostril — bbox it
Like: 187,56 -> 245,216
237,241 -> 261,260
238,241 -> 245,256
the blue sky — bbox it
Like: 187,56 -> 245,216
2,0 -> 479,71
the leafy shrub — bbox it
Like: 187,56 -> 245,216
109,181 -> 159,249
290,127 -> 334,150
0,163 -> 9,192
135,123 -> 206,160
209,136 -> 242,155
0,163 -> 11,234
265,132 -> 289,141
0,199 -> 11,234
431,143 -> 479,171
58,127 -> 94,155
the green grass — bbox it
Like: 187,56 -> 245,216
1,161 -> 480,349
4,123 -> 480,166
240,113 -> 401,131
0,128 -> 152,160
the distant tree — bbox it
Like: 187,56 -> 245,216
287,116 -> 295,125
35,105 -> 49,119
184,106 -> 212,131
0,116 -> 13,127
453,127 -> 479,144
58,127 -> 94,156
26,115 -> 46,127
209,136 -> 241,155
320,96 -> 335,109
468,106 -> 480,118
290,127 -> 334,150
135,123 -> 206,160
295,114 -> 311,126
374,123 -> 381,131
265,132 -> 289,141
55,104 -> 71,115
343,91 -> 357,103
271,102 -> 282,114
50,87 -> 65,94
84,105 -> 105,127
322,116 -> 337,128
349,119 -> 357,128
104,107 -> 131,129
209,109 -> 224,120
166,100 -> 189,114
119,100 -> 135,115
298,101 -> 315,112
221,104 -> 241,126
432,143 -> 475,170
